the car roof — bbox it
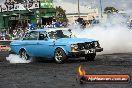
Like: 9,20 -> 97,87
29,28 -> 69,32
29,28 -> 49,32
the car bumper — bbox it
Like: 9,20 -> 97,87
70,47 -> 103,57
95,47 -> 103,52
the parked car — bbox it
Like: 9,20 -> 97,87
10,28 -> 103,63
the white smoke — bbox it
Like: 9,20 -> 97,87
6,54 -> 31,63
71,14 -> 132,54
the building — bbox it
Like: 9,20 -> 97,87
0,0 -> 55,33
66,8 -> 99,24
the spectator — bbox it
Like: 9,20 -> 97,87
55,21 -> 60,27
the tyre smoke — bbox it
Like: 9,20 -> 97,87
71,14 -> 132,54
6,54 -> 31,63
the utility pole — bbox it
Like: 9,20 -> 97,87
78,0 -> 80,18
100,0 -> 103,18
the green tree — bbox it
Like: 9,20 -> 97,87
104,7 -> 118,14
55,6 -> 68,23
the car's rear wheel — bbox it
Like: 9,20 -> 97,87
85,53 -> 96,61
54,48 -> 67,63
19,50 -> 29,61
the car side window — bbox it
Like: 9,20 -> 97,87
39,32 -> 48,40
23,31 -> 39,40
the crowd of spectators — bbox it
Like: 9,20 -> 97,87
0,20 -> 67,40
0,29 -> 26,40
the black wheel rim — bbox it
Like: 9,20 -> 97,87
21,51 -> 28,60
55,49 -> 63,62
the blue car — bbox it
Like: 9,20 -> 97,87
10,28 -> 103,63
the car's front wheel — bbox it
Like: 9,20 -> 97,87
85,53 -> 96,61
54,48 -> 67,63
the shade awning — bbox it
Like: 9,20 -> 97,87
11,13 -> 19,16
2,14 -> 10,17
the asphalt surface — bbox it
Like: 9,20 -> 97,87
0,51 -> 132,88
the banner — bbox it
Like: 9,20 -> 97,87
1,4 -> 7,12
7,5 -> 14,11
40,0 -> 53,8
28,2 -> 39,9
14,4 -> 26,11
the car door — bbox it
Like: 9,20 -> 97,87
22,31 -> 39,56
36,31 -> 55,58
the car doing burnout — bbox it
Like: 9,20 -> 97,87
10,28 -> 103,63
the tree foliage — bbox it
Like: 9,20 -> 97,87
55,6 -> 68,23
104,7 -> 118,13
